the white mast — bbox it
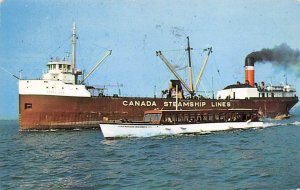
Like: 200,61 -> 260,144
71,22 -> 76,75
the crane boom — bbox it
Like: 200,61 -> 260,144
156,51 -> 191,94
82,50 -> 112,83
194,47 -> 212,92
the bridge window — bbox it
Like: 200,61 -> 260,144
25,103 -> 32,110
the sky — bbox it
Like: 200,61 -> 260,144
1,0 -> 300,119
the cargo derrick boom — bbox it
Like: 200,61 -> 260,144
156,37 -> 212,98
156,51 -> 191,95
81,50 -> 112,84
194,47 -> 212,92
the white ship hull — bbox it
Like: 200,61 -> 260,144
100,121 -> 264,138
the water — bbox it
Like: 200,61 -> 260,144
1,110 -> 300,189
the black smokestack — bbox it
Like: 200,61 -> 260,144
246,43 -> 300,72
245,56 -> 255,66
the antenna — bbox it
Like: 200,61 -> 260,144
64,51 -> 71,61
284,73 -> 288,85
117,82 -> 122,96
19,69 -> 23,79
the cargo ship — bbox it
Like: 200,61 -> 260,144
18,24 -> 298,130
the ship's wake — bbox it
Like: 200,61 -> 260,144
261,120 -> 300,129
261,122 -> 282,128
290,121 -> 300,126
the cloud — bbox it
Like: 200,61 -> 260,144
0,0 -> 4,4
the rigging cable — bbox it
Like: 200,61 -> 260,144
48,35 -> 72,59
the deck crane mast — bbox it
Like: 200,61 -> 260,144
156,37 -> 212,98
